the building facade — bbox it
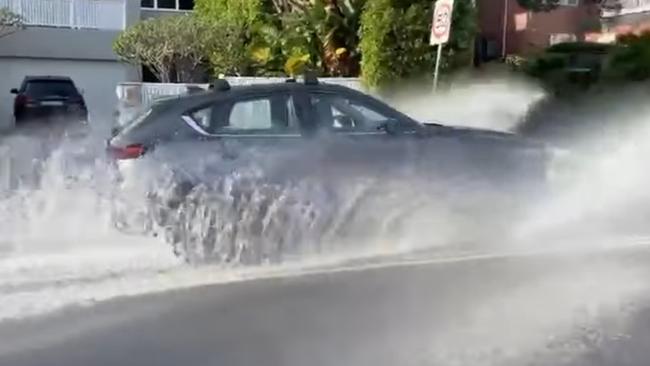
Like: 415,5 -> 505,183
0,0 -> 195,129
477,0 -> 650,60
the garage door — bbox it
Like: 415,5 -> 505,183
0,58 -> 135,131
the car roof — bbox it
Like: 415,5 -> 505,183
23,75 -> 74,82
153,81 -> 358,110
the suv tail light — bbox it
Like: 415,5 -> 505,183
15,94 -> 33,107
71,95 -> 86,107
108,144 -> 146,160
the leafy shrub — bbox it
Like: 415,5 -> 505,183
546,42 -> 615,55
113,15 -> 243,82
525,53 -> 566,77
359,0 -> 395,88
606,32 -> 650,81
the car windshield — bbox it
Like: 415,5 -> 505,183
25,80 -> 78,98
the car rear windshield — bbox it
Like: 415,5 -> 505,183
25,80 -> 78,98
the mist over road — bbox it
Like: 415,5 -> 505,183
1,244 -> 649,366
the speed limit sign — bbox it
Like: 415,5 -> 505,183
431,0 -> 454,90
430,0 -> 454,45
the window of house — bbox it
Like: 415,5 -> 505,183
141,0 -> 194,10
558,0 -> 579,6
157,0 -> 176,9
179,0 -> 194,10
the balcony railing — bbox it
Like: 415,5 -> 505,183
0,0 -> 126,30
601,0 -> 650,18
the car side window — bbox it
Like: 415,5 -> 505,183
185,94 -> 300,136
309,93 -> 392,132
222,94 -> 302,133
228,98 -> 273,130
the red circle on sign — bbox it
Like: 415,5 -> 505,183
433,3 -> 452,38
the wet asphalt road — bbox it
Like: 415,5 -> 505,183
1,246 -> 650,366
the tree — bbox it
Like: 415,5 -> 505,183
194,0 -> 263,28
0,7 -> 23,39
194,0 -> 265,76
516,0 -> 559,12
360,0 -> 477,90
359,0 -> 395,88
606,32 -> 650,81
113,15 -> 240,82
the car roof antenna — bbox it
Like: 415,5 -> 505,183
301,70 -> 319,85
211,77 -> 231,92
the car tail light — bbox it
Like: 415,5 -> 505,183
15,94 -> 32,107
71,95 -> 86,107
108,144 -> 146,160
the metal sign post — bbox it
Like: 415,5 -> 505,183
430,0 -> 455,91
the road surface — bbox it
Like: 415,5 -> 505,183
1,246 -> 650,366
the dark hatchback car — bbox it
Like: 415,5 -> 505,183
108,77 -> 552,262
11,76 -> 88,127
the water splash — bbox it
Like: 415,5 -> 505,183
2,77 -> 650,366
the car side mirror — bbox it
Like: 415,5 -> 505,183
10,88 -> 18,94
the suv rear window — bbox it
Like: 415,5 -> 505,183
25,80 -> 78,98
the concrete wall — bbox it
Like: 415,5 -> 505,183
140,9 -> 191,20
0,0 -> 139,60
0,28 -> 123,60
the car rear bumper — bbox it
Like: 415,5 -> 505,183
15,106 -> 87,123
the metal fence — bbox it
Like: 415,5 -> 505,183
0,0 -> 126,30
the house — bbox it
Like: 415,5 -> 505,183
0,0 -> 195,129
477,0 -> 650,60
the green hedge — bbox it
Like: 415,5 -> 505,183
359,0 -> 477,91
545,41 -> 616,55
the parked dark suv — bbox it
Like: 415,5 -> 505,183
11,76 -> 88,127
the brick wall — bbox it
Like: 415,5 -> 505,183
478,0 -> 600,57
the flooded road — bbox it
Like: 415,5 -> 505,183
1,243 -> 649,366
1,78 -> 650,365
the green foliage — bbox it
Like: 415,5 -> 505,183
359,0 -> 395,88
0,7 -> 23,39
546,42 -> 615,55
606,32 -> 650,81
516,0 -> 559,12
525,53 -> 566,78
249,0 -> 365,77
194,0 -> 265,76
113,15 -> 242,82
360,0 -> 477,90
194,0 -> 262,28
